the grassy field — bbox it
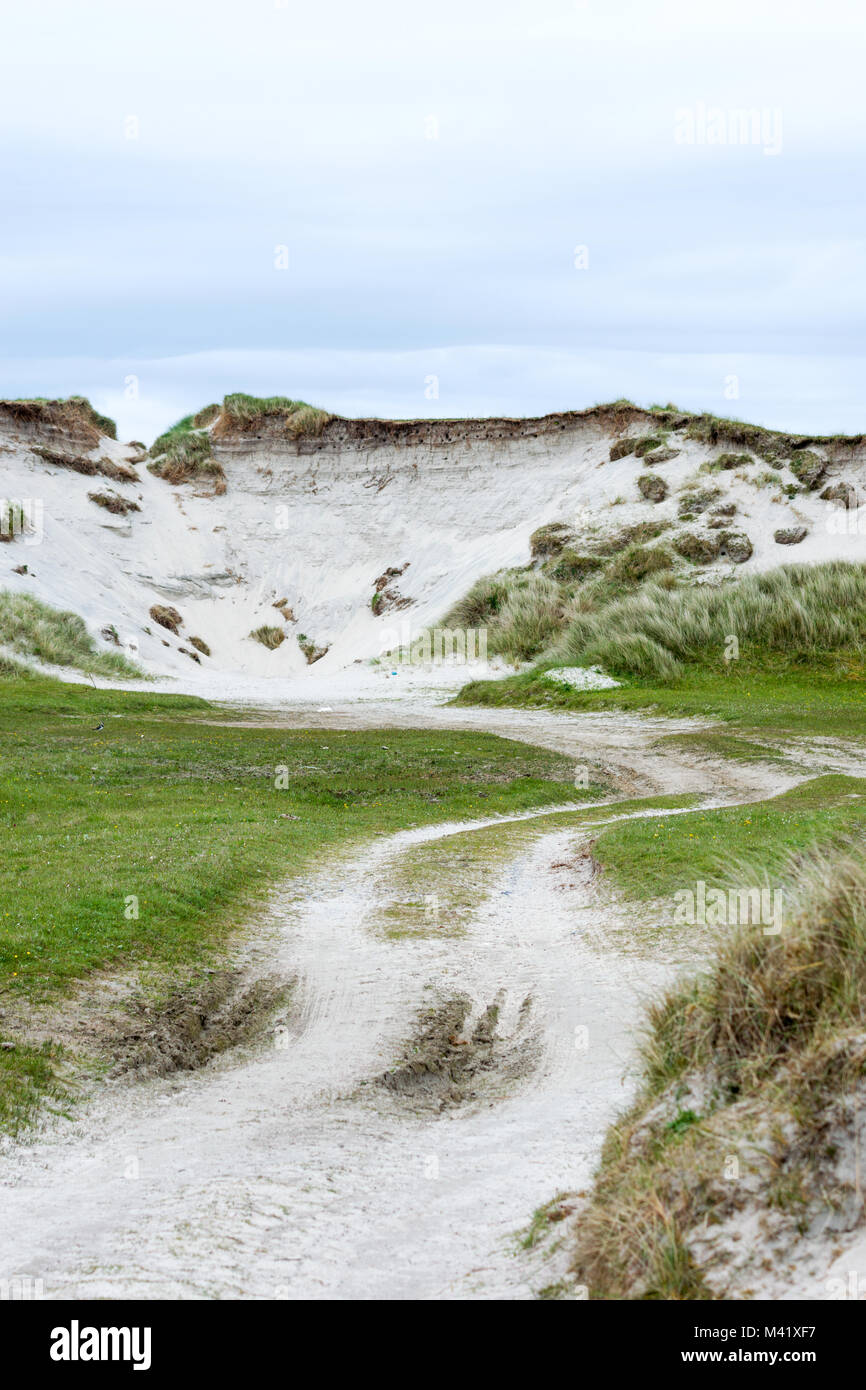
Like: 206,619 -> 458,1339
0,670 -> 593,1129
592,775 -> 866,901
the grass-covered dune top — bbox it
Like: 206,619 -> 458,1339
211,393 -> 332,438
0,592 -> 142,679
572,827 -> 866,1298
147,408 -> 226,489
145,397 -> 866,454
147,394 -> 333,485
0,396 -> 117,446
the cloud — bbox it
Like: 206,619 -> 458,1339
0,2 -> 863,430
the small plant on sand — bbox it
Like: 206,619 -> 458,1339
149,604 -> 183,635
88,491 -> 140,515
297,633 -> 329,663
250,625 -> 285,650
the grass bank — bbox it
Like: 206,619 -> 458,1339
453,562 -> 866,739
455,661 -> 866,739
571,835 -> 866,1298
0,593 -> 142,680
592,775 -> 866,901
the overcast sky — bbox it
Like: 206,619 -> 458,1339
1,0 -> 865,441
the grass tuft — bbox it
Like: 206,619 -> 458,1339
0,592 -> 142,678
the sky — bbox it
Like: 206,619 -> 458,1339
1,0 -> 865,442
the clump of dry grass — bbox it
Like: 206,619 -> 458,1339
148,453 -> 226,492
149,604 -> 183,635
32,446 -> 138,484
88,491 -> 140,515
250,625 -> 285,650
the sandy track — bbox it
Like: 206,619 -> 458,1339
203,696 -> 803,799
2,703 -> 854,1300
0,806 -> 666,1299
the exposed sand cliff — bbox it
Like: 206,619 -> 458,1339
1,397 -> 864,687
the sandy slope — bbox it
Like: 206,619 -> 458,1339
2,401 -> 865,684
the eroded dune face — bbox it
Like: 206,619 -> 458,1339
1,397 -> 864,682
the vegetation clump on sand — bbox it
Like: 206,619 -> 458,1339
0,592 -> 141,678
213,393 -> 332,438
571,799 -> 866,1298
87,490 -> 140,515
250,624 -> 286,649
148,417 -> 226,492
637,473 -> 667,503
444,570 -> 565,663
437,519 -> 680,664
0,396 -> 117,444
149,604 -> 183,635
297,632 -> 329,664
31,445 -> 138,484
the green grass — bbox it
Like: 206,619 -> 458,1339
652,731 -> 791,764
219,393 -> 331,436
551,563 -> 866,681
591,775 -> 866,901
0,667 -> 203,716
455,660 -> 866,738
454,562 -> 866,736
0,1039 -> 73,1133
0,592 -> 143,679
